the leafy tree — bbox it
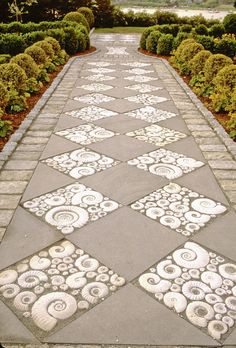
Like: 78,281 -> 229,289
8,0 -> 38,22
94,0 -> 114,27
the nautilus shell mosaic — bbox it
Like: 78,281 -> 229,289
106,47 -> 129,55
125,94 -> 168,106
130,183 -> 227,237
42,148 -> 120,179
65,106 -> 118,122
125,75 -> 158,83
55,124 -> 118,146
78,83 -> 113,92
86,68 -> 115,74
22,182 -> 121,235
125,84 -> 163,94
83,74 -> 116,82
0,240 -> 126,337
127,148 -> 204,180
121,62 -> 151,68
74,93 -> 115,105
87,62 -> 114,67
126,68 -> 153,75
124,106 -> 177,123
126,124 -> 187,147
135,241 -> 236,342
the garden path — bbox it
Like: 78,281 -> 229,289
0,33 -> 236,347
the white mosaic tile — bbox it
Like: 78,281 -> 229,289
124,106 -> 177,123
121,62 -> 151,68
78,83 -> 113,92
55,124 -> 118,146
125,94 -> 168,106
126,124 -> 187,147
136,241 -> 236,342
126,68 -> 153,75
127,148 -> 204,180
125,75 -> 158,83
125,84 -> 163,94
87,62 -> 113,67
86,68 -> 115,74
22,182 -> 121,234
83,74 -> 116,82
42,148 -> 119,180
74,93 -> 115,105
106,47 -> 129,55
0,239 -> 126,337
130,182 -> 227,237
65,106 -> 117,122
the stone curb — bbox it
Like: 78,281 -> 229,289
1,344 -> 232,348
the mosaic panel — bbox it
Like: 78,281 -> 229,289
55,124 -> 118,146
136,241 -> 236,342
0,239 -> 126,338
127,148 -> 204,180
125,94 -> 168,106
126,124 -> 187,147
124,106 -> 177,123
125,84 -> 163,94
83,74 -> 116,82
130,182 -> 227,237
121,62 -> 151,68
22,182 -> 121,235
74,93 -> 115,105
42,148 -> 120,179
78,83 -> 113,92
106,47 -> 129,55
126,68 -> 153,75
65,106 -> 118,122
86,68 -> 115,74
125,75 -> 158,83
87,62 -> 113,67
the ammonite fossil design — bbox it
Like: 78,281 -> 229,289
87,62 -> 114,67
106,47 -> 129,55
65,106 -> 117,121
126,68 -> 153,75
124,106 -> 177,123
121,62 -> 151,68
125,94 -> 168,106
74,93 -> 115,105
78,83 -> 113,92
125,84 -> 163,94
83,74 -> 116,82
136,241 -> 236,342
86,68 -> 115,74
124,75 -> 158,83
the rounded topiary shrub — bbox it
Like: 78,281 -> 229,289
172,32 -> 190,49
25,45 -> 47,65
189,50 -> 212,76
10,53 -> 39,79
208,24 -> 225,38
214,36 -> 236,58
34,40 -> 54,59
196,35 -> 214,51
204,53 -> 233,83
46,29 -> 66,49
0,63 -> 27,92
0,33 -> 26,56
174,38 -> 196,61
0,81 -> 9,109
23,31 -> 46,47
179,42 -> 204,62
140,25 -> 159,50
63,12 -> 90,32
223,13 -> 236,34
64,27 -> 78,55
179,24 -> 192,33
76,31 -> 87,52
195,24 -> 208,36
45,37 -> 61,55
157,34 -> 174,55
146,30 -> 162,53
78,7 -> 95,27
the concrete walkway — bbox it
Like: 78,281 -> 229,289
0,33 -> 236,347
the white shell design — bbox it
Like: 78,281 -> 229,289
186,301 -> 214,327
208,320 -> 228,340
201,271 -> 223,289
125,94 -> 168,106
75,255 -> 99,272
219,263 -> 236,281
74,93 -> 115,105
84,74 -> 116,82
126,68 -> 153,75
156,260 -> 181,280
81,282 -> 109,304
124,106 -> 177,123
18,271 -> 48,288
139,273 -> 171,293
106,46 -> 129,55
191,198 -> 227,215
125,84 -> 162,94
163,292 -> 187,313
49,241 -> 75,258
110,274 -> 126,286
182,281 -> 211,300
0,284 -> 20,298
173,242 -> 210,269
14,291 -> 37,311
87,68 -> 115,74
66,273 -> 87,289
29,256 -> 51,270
65,106 -> 117,122
125,75 -> 158,83
0,270 -> 18,285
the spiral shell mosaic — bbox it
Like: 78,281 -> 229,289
22,182 -> 121,235
130,183 -> 227,237
74,93 -> 115,105
124,106 -> 177,123
87,62 -> 114,67
125,75 -> 158,83
78,83 -> 113,92
106,47 -> 129,55
125,84 -> 163,94
125,94 -> 168,106
127,148 -> 204,180
126,68 -> 153,75
84,74 -> 116,82
135,241 -> 236,342
86,68 -> 115,74
65,106 -> 118,121
42,148 -> 120,180
126,124 -> 187,147
55,124 -> 118,146
121,62 -> 151,68
0,240 -> 126,337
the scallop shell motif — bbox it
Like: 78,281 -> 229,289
29,255 -> 51,270
182,281 -> 211,301
31,292 -> 77,331
139,273 -> 171,294
208,320 -> 228,340
66,272 -> 87,289
49,241 -> 75,258
0,270 -> 18,286
173,242 -> 210,269
18,270 -> 48,288
186,301 -> 214,327
75,255 -> 99,272
156,260 -> 182,280
201,271 -> 222,290
219,263 -> 236,281
0,284 -> 20,298
81,282 -> 109,304
163,292 -> 187,313
13,291 -> 37,311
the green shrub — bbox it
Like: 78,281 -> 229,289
63,12 -> 90,32
76,30 -> 87,52
195,24 -> 208,36
64,27 -> 78,55
208,24 -> 225,38
159,24 -> 179,36
6,90 -> 28,113
196,35 -> 214,51
0,54 -> 11,64
0,81 -> 9,110
46,29 -> 66,49
75,25 -> 90,49
226,112 -> 236,140
155,11 -> 178,25
26,77 -> 42,94
179,41 -> 203,62
189,50 -> 212,76
0,33 -> 26,56
146,31 -> 162,53
23,31 -> 46,46
157,34 -> 174,55
223,14 -> 236,34
204,54 -> 233,84
174,38 -> 196,61
213,36 -> 236,58
140,25 -> 159,49
173,32 -> 190,49
7,21 -> 23,33
0,63 -> 27,93
34,40 -> 54,59
10,53 -> 39,79
45,37 -> 61,54
25,45 -> 47,65
0,119 -> 12,138
38,68 -> 50,84
77,7 -> 94,27
179,24 -> 192,33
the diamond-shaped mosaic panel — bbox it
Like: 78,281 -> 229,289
125,75 -> 158,83
87,62 -> 114,67
135,241 -> 236,342
127,148 -> 204,180
86,68 -> 115,74
130,182 -> 227,237
22,182 -> 121,235
125,84 -> 163,94
55,124 -> 118,145
78,83 -> 113,92
65,106 -> 118,122
42,148 -> 120,179
74,93 -> 115,105
126,124 -> 187,147
83,74 -> 116,82
106,47 -> 129,55
0,239 -> 126,338
121,62 -> 151,68
124,106 -> 177,123
125,94 -> 168,106
126,68 -> 153,75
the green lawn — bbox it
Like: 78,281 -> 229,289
94,27 -> 145,34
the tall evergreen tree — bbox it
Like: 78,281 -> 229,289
94,0 -> 114,27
